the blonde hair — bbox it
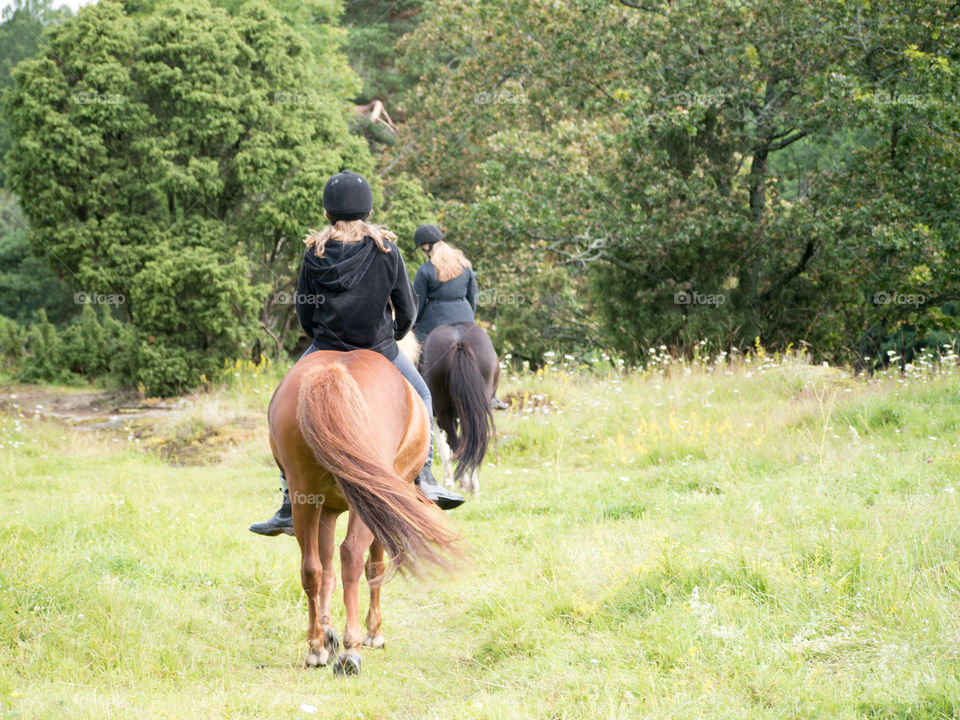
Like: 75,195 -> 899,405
304,220 -> 396,257
429,240 -> 472,282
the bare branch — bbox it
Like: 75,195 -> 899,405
619,0 -> 666,13
758,239 -> 816,304
353,100 -> 397,133
378,142 -> 414,178
763,129 -> 811,152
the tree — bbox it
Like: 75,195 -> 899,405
341,0 -> 429,106
0,191 -> 74,324
394,0 -> 960,365
0,0 -> 72,187
5,0 -> 374,392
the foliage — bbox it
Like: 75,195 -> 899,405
3,0 -> 958,386
340,0 -> 429,105
0,192 -> 74,324
378,171 -> 437,273
395,0 -> 960,366
0,0 -> 71,187
128,246 -> 265,395
4,0 -> 374,392
3,306 -> 135,385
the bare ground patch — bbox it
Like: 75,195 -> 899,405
0,383 -> 264,465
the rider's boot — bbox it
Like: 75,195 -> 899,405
249,486 -> 294,536
415,464 -> 465,510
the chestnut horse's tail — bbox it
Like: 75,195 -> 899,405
296,362 -> 458,573
446,339 -> 495,484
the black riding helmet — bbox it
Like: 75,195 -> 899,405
414,224 -> 443,248
323,171 -> 373,221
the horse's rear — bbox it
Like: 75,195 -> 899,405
268,349 -> 460,675
421,322 -> 499,495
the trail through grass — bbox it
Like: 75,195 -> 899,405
2,354 -> 960,718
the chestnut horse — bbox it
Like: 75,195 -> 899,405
268,349 -> 460,676
420,322 -> 499,495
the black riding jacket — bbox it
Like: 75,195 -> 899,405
295,237 -> 417,360
412,262 -> 478,341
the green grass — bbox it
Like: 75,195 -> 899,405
2,354 -> 960,718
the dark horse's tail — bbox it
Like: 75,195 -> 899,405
446,339 -> 495,484
296,362 -> 459,573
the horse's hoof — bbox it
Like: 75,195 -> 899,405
333,650 -> 362,677
363,634 -> 385,649
323,626 -> 340,655
305,648 -> 329,667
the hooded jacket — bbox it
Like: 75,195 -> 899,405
413,261 -> 478,342
295,237 -> 417,360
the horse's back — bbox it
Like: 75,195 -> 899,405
422,323 -> 498,398
423,322 -> 494,364
270,350 -> 402,430
269,350 -> 428,499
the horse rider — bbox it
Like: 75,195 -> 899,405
250,172 -> 465,537
411,224 -> 478,344
413,225 -> 508,409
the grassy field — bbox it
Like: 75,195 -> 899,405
2,352 -> 960,719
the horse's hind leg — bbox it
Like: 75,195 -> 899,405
334,510 -> 374,676
464,468 -> 479,497
291,483 -> 329,667
313,506 -> 340,664
434,417 -> 455,487
363,541 -> 387,649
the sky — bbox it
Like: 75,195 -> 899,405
2,0 -> 96,15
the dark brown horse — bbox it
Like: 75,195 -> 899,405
268,349 -> 461,676
420,322 -> 499,495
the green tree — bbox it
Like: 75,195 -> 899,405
0,191 -> 74,324
396,0 -> 960,365
341,0 -> 429,105
0,0 -> 71,187
5,0 -> 374,392
0,0 -> 74,327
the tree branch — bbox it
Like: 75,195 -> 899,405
618,0 -> 666,14
762,129 -> 810,153
758,238 -> 816,304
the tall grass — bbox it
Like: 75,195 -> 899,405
2,351 -> 960,718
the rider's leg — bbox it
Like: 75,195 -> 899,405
249,474 -> 293,536
389,350 -> 465,510
250,342 -> 320,536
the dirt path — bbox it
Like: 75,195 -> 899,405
0,384 -> 187,430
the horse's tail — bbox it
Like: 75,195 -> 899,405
446,340 -> 495,484
296,362 -> 459,573
396,330 -> 421,367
